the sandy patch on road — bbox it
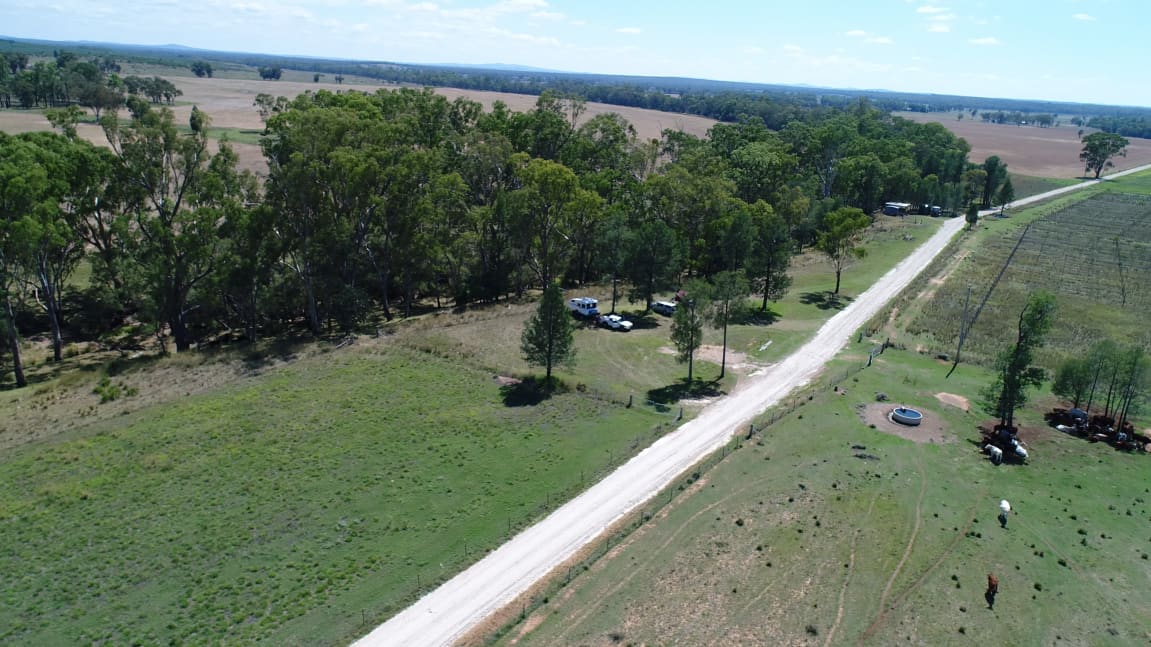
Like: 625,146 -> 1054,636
859,403 -> 953,444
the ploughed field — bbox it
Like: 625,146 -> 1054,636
894,111 -> 1151,179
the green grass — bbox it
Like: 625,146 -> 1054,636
0,198 -> 958,645
502,347 -> 1151,646
906,175 -> 1151,368
1008,173 -> 1079,200
0,344 -> 662,645
1109,170 -> 1151,195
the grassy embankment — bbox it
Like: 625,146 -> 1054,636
0,343 -> 664,645
499,172 -> 1151,646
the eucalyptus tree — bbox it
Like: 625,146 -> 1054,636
982,292 -> 1057,430
2,132 -> 90,361
704,271 -> 750,379
103,104 -> 255,352
815,207 -> 871,295
746,200 -> 793,311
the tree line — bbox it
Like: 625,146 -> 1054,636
2,86 -> 982,388
0,50 -> 181,114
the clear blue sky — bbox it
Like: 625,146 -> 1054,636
4,0 -> 1147,107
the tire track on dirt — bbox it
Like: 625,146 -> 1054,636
823,488 -> 883,647
855,478 -> 986,644
857,448 -> 927,644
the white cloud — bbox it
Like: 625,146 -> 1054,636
928,23 -> 950,32
969,36 -> 999,45
616,27 -> 641,34
846,29 -> 893,44
928,13 -> 956,22
1072,13 -> 1096,21
484,26 -> 559,45
407,2 -> 438,11
531,10 -> 564,20
916,5 -> 948,13
742,46 -> 764,55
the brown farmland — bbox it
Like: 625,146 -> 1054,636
0,75 -> 719,176
895,111 -> 1151,178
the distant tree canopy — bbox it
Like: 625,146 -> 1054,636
190,60 -> 213,78
1,80 -> 996,385
257,66 -> 282,81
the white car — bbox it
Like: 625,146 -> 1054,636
599,314 -> 633,331
652,300 -> 677,316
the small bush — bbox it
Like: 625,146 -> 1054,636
805,624 -> 819,636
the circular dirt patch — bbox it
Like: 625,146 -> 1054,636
860,403 -> 952,444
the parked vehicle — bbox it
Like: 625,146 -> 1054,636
567,297 -> 599,318
882,201 -> 912,217
652,300 -> 677,316
599,314 -> 633,331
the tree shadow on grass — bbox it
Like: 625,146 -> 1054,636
646,378 -> 724,407
623,311 -> 660,330
799,291 -> 855,311
731,306 -> 781,326
501,375 -> 567,407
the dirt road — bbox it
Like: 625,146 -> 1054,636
352,166 -> 1151,647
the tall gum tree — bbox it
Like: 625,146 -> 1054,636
816,207 -> 870,295
103,104 -> 254,352
1079,132 -> 1129,179
982,292 -> 1057,430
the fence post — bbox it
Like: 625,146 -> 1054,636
746,423 -> 755,440
627,394 -> 633,408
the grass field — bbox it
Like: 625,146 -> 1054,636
1008,173 -> 1079,200
0,343 -> 667,645
496,348 -> 1151,646
0,202 -> 947,645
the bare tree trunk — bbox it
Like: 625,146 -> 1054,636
4,295 -> 26,388
37,265 -> 63,362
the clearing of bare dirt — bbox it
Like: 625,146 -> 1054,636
859,402 -> 952,444
894,112 -> 1151,178
935,391 -> 970,411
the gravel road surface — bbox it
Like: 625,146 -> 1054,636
353,166 -> 1150,647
